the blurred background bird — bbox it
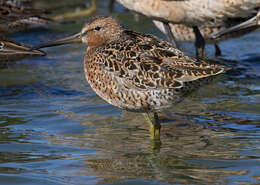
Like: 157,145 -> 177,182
0,0 -> 52,33
116,0 -> 260,58
0,37 -> 45,62
0,0 -> 51,63
212,11 -> 260,39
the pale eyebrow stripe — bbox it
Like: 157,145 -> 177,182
81,27 -> 97,37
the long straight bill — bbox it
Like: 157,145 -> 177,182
32,32 -> 82,50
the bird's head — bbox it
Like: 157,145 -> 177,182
32,16 -> 124,50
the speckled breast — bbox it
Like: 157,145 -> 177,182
83,54 -> 186,112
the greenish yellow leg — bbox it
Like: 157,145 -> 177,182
144,112 -> 162,153
144,112 -> 161,140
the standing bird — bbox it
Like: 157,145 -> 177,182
116,0 -> 260,58
32,16 -> 228,139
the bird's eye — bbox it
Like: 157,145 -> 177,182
94,26 -> 102,31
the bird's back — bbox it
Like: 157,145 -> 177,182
84,30 -> 227,111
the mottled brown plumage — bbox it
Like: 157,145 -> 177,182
81,17 -> 227,111
33,16 -> 229,138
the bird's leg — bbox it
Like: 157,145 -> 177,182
163,22 -> 178,48
214,43 -> 221,56
144,112 -> 161,140
193,26 -> 206,59
144,112 -> 161,153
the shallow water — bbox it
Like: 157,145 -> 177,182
0,0 -> 260,184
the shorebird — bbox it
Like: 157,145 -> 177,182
32,16 -> 228,139
0,37 -> 45,62
0,0 -> 52,33
212,11 -> 260,39
116,0 -> 260,58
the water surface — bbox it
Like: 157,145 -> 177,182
0,0 -> 260,184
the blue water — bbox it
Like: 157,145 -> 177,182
0,0 -> 260,184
